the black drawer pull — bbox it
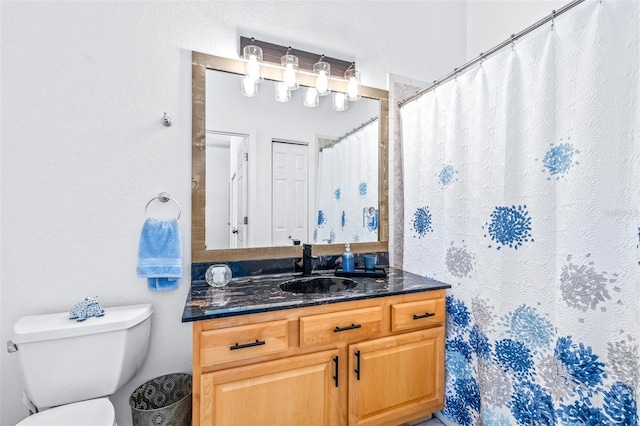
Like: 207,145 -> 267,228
334,323 -> 362,333
413,312 -> 436,320
229,340 -> 266,350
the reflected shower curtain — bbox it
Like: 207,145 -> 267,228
400,1 -> 639,425
316,120 -> 378,244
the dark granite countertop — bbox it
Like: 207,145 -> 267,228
182,267 -> 451,322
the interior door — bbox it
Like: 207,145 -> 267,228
272,141 -> 308,246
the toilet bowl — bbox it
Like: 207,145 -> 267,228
10,303 -> 153,425
16,398 -> 115,426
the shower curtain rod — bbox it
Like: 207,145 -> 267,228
326,115 -> 379,149
398,0 -> 586,108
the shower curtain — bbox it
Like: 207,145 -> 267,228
316,119 -> 378,244
400,1 -> 639,425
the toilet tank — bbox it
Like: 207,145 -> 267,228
12,303 -> 153,409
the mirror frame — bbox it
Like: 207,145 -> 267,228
192,51 -> 389,262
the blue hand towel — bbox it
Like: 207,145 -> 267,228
137,218 -> 182,291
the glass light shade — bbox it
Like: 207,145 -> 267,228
345,68 -> 361,101
243,45 -> 263,83
241,75 -> 259,97
281,54 -> 299,90
333,92 -> 348,111
275,81 -> 291,103
303,87 -> 319,107
313,61 -> 331,96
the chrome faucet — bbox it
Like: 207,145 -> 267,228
302,244 -> 318,276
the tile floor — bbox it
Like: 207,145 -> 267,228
414,416 -> 445,426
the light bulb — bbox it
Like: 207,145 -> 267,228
345,67 -> 360,101
304,87 -> 319,107
241,76 -> 258,97
316,71 -> 329,95
333,92 -> 348,111
275,81 -> 290,102
313,60 -> 331,96
281,53 -> 299,90
284,64 -> 296,88
242,43 -> 263,83
347,77 -> 359,100
247,54 -> 260,82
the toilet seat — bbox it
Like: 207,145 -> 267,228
16,398 -> 115,426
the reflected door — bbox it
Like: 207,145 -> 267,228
234,139 -> 248,248
272,141 -> 308,246
205,131 -> 249,250
229,172 -> 238,248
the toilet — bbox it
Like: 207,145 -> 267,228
10,303 -> 153,426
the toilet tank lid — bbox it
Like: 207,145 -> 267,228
12,303 -> 153,344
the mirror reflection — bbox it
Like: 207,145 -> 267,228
205,69 -> 379,250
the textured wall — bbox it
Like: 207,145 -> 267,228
0,2 -> 466,425
466,0 -> 567,61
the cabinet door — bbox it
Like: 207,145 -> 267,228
201,349 -> 341,426
348,327 -> 445,426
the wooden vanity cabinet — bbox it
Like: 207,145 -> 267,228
348,328 -> 445,425
200,349 -> 341,425
192,289 -> 445,426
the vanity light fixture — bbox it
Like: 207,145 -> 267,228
239,37 -> 359,110
281,47 -> 299,91
313,56 -> 331,96
345,62 -> 361,101
242,38 -> 263,83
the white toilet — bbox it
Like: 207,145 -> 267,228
10,303 -> 153,426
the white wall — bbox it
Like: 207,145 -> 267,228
0,2 -> 467,425
466,0 -> 568,61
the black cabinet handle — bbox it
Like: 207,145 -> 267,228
333,356 -> 339,387
229,340 -> 266,350
334,323 -> 362,333
354,350 -> 361,381
413,312 -> 436,320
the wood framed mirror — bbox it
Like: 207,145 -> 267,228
192,51 -> 388,262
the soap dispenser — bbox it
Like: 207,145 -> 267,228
342,243 -> 355,272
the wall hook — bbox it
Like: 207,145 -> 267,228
161,112 -> 172,127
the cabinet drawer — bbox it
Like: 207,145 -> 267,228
299,306 -> 382,347
200,320 -> 289,366
391,298 -> 445,332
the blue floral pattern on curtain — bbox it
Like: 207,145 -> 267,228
400,1 -> 640,424
315,119 -> 379,243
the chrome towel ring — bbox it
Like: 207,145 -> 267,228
145,192 -> 181,220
